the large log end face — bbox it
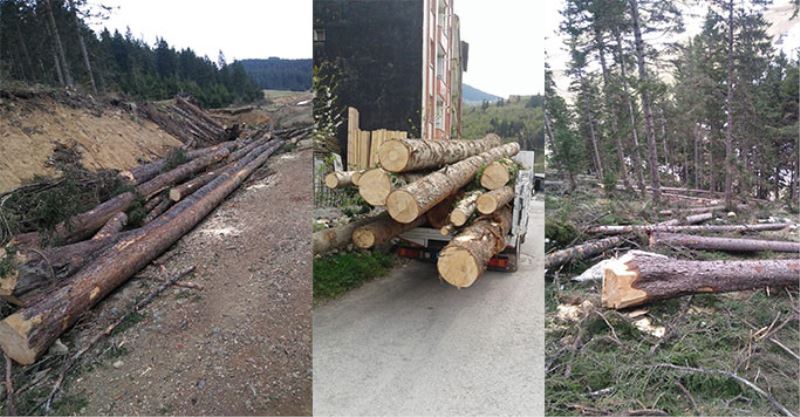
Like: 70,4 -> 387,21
0,312 -> 41,364
437,246 -> 480,288
386,190 -> 421,223
601,256 -> 648,309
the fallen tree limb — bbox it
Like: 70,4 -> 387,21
0,141 -> 281,365
437,206 -> 512,288
545,236 -> 624,270
378,134 -> 502,172
386,142 -> 520,223
602,252 -> 800,309
585,223 -> 789,235
650,232 -> 800,253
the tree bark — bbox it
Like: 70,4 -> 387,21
545,236 -> 624,270
0,141 -> 281,364
628,0 -> 661,204
649,232 -> 800,254
437,206 -> 512,288
476,186 -> 515,215
351,212 -> 426,249
378,134 -> 502,172
586,223 -> 789,235
602,253 -> 800,309
449,190 -> 483,226
386,143 -> 520,223
357,169 -> 427,206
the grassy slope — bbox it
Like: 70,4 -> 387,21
545,180 -> 800,416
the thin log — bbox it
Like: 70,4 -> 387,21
437,206 -> 512,288
357,169 -> 426,206
378,134 -> 503,172
91,212 -> 127,241
684,212 -> 713,224
312,214 -> 382,254
386,143 -> 520,223
602,252 -> 800,309
585,223 -> 789,236
449,191 -> 483,226
426,193 -> 460,229
120,140 -> 239,184
440,224 -> 456,236
545,236 -> 624,270
476,186 -> 515,215
650,232 -> 800,254
0,142 -> 281,365
4,353 -> 15,416
142,199 -> 172,224
143,195 -> 165,212
351,212 -> 426,249
324,170 -> 363,189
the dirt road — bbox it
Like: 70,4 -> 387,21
59,147 -> 312,416
312,198 -> 545,416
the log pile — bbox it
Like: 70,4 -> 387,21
0,131 -> 291,364
319,135 -> 525,288
139,95 -> 232,148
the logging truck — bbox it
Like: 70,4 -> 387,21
395,150 -> 535,272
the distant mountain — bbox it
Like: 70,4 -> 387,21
239,58 -> 312,91
463,84 -> 502,105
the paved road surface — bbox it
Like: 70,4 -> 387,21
313,198 -> 544,416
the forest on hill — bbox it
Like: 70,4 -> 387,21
0,0 -> 261,107
462,95 -> 544,163
546,0 -> 799,209
239,58 -> 312,91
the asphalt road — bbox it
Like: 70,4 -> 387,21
313,198 -> 544,416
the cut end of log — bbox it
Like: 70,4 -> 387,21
437,246 -> 480,288
601,254 -> 649,309
0,313 -> 41,364
480,162 -> 510,190
440,224 -> 456,236
351,171 -> 363,186
169,188 -> 183,202
358,169 -> 392,206
476,194 -> 498,215
119,171 -> 136,183
386,190 -> 421,223
378,140 -> 410,172
450,211 -> 468,226
324,173 -> 340,189
352,228 -> 375,249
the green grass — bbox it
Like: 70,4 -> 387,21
314,250 -> 395,300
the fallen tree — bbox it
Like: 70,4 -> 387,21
386,142 -> 520,223
0,140 -> 282,365
476,186 -> 515,215
545,236 -> 624,270
649,232 -> 800,253
585,223 -> 789,235
602,252 -> 800,309
437,206 -> 513,288
351,212 -> 426,249
378,134 -> 502,172
357,169 -> 426,206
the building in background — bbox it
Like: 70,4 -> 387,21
314,0 -> 467,150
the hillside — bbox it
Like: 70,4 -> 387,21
461,95 -> 544,170
463,83 -> 502,104
239,58 -> 312,91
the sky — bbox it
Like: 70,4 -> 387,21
455,0 -> 544,97
545,0 -> 800,100
88,0 -> 311,61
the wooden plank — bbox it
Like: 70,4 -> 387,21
347,107 -> 359,170
370,129 -> 386,168
359,130 -> 371,170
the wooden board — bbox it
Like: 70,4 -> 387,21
347,107 -> 360,170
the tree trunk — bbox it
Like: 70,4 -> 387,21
357,169 -> 427,206
450,190 -> 483,226
351,212 -> 426,249
437,206 -> 513,288
649,232 -> 800,253
480,159 -> 516,190
694,123 -> 701,188
545,236 -> 623,270
602,253 -> 800,309
378,134 -> 502,173
0,141 -> 281,365
43,0 -> 73,87
426,193 -> 460,229
69,0 -> 96,94
615,29 -> 647,194
312,214 -> 382,254
596,28 -> 632,191
386,143 -> 520,223
120,140 -> 240,184
628,0 -> 661,204
476,186 -> 515,215
324,170 -> 363,189
585,223 -> 789,235
724,0 -> 735,210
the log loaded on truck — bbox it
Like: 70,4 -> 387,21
322,134 -> 534,289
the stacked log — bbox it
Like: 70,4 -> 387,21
480,158 -> 518,190
377,134 -> 502,172
649,232 -> 800,253
139,96 -> 230,147
357,169 -> 427,206
476,186 -> 515,215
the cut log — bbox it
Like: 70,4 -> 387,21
352,212 -> 426,249
120,140 -> 239,184
324,170 -> 363,189
476,186 -> 515,215
312,214 -> 381,254
386,142 -> 520,223
378,134 -> 503,172
142,198 -> 172,224
426,193 -> 460,229
357,169 -> 426,206
437,206 -> 513,288
585,223 -> 790,235
684,212 -> 713,224
602,252 -> 800,309
449,191 -> 483,226
144,195 -> 165,212
91,212 -> 127,241
440,224 -> 456,236
0,141 -> 281,365
649,232 -> 800,254
479,158 -> 517,190
545,236 -> 624,270
136,147 -> 230,198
